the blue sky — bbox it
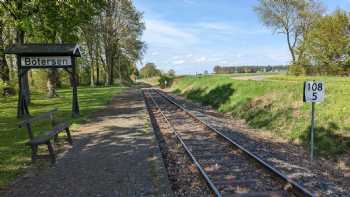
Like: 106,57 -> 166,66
134,0 -> 350,74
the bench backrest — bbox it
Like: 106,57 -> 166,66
18,108 -> 58,140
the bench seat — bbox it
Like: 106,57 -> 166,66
27,122 -> 70,145
19,108 -> 73,164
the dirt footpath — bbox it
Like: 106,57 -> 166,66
3,88 -> 173,197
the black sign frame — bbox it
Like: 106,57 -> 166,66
5,44 -> 81,118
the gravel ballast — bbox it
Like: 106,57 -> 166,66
168,91 -> 349,197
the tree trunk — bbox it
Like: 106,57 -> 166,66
88,43 -> 95,87
47,35 -> 59,97
286,31 -> 296,64
96,64 -> 100,85
0,21 -> 10,83
105,48 -> 114,86
95,41 -> 100,85
117,52 -> 122,83
90,63 -> 95,87
47,68 -> 59,97
47,68 -> 58,98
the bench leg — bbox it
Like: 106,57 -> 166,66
47,141 -> 56,164
31,145 -> 38,163
65,128 -> 73,145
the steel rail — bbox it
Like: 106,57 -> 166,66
154,89 -> 316,197
142,90 -> 222,197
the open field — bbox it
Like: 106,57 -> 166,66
171,75 -> 350,156
0,86 -> 125,189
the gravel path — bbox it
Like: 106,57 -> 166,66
2,88 -> 173,197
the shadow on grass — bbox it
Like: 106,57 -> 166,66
176,83 -> 235,109
0,86 -> 125,189
219,95 -> 293,132
300,122 -> 350,156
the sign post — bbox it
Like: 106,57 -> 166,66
310,102 -> 315,160
303,81 -> 325,161
5,44 -> 81,118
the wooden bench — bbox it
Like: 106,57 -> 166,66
19,108 -> 73,164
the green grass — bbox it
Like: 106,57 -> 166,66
138,77 -> 160,86
0,85 -> 125,189
215,72 -> 286,77
171,75 -> 350,156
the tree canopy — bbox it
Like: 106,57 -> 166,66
140,63 -> 161,78
300,9 -> 350,75
0,0 -> 146,96
254,0 -> 324,64
255,0 -> 350,76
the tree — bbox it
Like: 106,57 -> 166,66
0,0 -> 38,115
213,65 -> 221,74
0,9 -> 9,85
140,63 -> 160,78
30,0 -> 104,97
300,9 -> 350,75
0,0 -> 145,102
100,0 -> 145,85
168,69 -> 176,77
254,0 -> 324,64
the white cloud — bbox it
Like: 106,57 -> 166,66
197,22 -> 234,31
173,60 -> 186,65
182,0 -> 197,5
195,21 -> 269,35
144,19 -> 197,48
151,51 -> 159,56
220,60 -> 229,64
186,54 -> 193,58
195,56 -> 208,63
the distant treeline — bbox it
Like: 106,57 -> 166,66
213,65 -> 288,74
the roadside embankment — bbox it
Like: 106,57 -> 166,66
171,75 -> 350,156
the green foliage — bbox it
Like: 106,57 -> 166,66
288,64 -> 306,76
167,69 -> 176,77
0,0 -> 144,93
0,79 -> 8,94
0,85 -> 125,189
158,75 -> 174,89
299,123 -> 350,155
140,63 -> 161,78
254,0 -> 324,63
28,0 -> 104,42
298,9 -> 350,75
172,75 -> 350,156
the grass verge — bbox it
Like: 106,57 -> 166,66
171,75 -> 350,157
0,85 -> 125,189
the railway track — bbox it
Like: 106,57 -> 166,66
143,88 -> 316,197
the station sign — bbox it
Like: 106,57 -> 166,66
21,56 -> 72,67
303,81 -> 325,103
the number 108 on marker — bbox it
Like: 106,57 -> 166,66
303,81 -> 325,103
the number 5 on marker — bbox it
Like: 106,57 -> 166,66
303,81 -> 325,103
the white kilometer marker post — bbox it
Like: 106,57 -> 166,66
303,81 -> 325,161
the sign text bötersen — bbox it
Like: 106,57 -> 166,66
21,56 -> 72,67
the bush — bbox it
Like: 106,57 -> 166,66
140,63 -> 161,78
298,123 -> 350,156
288,64 -> 306,76
0,80 -> 11,96
158,75 -> 174,89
